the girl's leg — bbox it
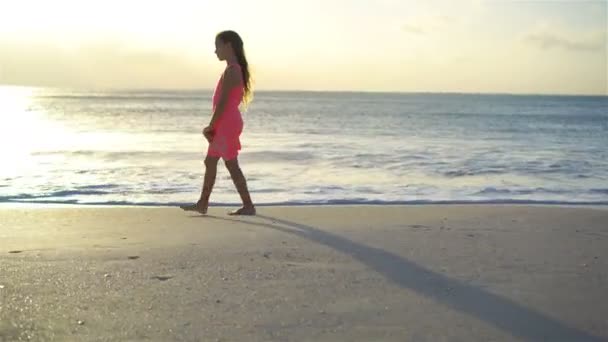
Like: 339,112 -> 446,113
181,155 -> 220,214
224,157 -> 255,215
198,155 -> 221,210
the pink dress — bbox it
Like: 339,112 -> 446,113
207,63 -> 245,160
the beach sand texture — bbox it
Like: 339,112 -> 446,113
1,205 -> 607,341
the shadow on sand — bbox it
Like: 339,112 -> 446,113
191,213 -> 602,341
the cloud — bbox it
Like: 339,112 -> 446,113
523,27 -> 606,52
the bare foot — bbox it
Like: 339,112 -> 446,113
228,206 -> 256,216
180,201 -> 208,215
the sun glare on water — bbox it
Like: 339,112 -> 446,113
0,86 -> 70,178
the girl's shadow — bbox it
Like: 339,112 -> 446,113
192,212 -> 602,341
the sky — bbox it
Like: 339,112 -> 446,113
0,0 -> 606,95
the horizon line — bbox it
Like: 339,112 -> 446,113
1,83 -> 607,98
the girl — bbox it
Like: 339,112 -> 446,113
181,30 -> 255,215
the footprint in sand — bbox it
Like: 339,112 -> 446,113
409,224 -> 431,229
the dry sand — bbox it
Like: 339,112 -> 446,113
1,205 -> 607,341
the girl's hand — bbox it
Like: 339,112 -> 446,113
202,126 -> 214,142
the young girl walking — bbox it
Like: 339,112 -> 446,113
181,30 -> 255,215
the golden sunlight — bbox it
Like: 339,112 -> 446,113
0,86 -> 70,177
0,86 -> 39,177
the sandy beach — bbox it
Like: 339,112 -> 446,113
1,205 -> 607,341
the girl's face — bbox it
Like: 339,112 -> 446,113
214,38 -> 230,61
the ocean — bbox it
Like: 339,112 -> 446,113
1,86 -> 607,206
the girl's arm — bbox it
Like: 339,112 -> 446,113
208,65 -> 240,128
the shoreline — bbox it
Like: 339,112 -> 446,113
2,201 -> 608,209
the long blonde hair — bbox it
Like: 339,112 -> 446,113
216,30 -> 253,108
